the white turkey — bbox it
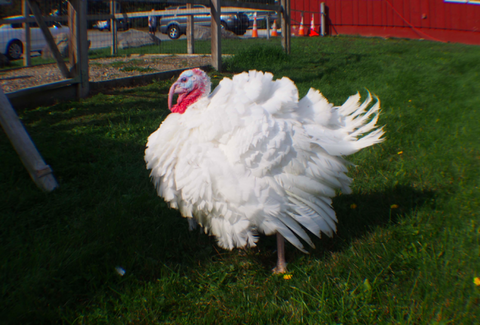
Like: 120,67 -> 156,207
145,68 -> 384,273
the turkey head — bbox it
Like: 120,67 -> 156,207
168,68 -> 211,114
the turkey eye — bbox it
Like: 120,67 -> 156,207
180,77 -> 187,83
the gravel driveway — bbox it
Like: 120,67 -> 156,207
0,54 -> 211,94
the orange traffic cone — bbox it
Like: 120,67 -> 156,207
252,12 -> 258,38
298,15 -> 305,36
309,14 -> 319,37
271,19 -> 278,37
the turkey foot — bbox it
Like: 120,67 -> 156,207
273,233 -> 287,274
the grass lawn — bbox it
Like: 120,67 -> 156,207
1,36 -> 479,324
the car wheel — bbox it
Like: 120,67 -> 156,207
7,40 -> 23,60
168,24 -> 181,39
234,29 -> 246,36
221,21 -> 228,30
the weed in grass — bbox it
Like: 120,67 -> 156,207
1,36 -> 480,324
120,66 -> 157,73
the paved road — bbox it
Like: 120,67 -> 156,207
88,28 -> 280,50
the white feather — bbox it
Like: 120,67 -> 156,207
145,70 -> 384,251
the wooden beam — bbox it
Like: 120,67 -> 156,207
27,0 -> 71,78
110,0 -> 117,55
68,0 -> 89,98
22,0 -> 31,67
221,1 -> 281,11
5,76 -> 80,99
76,0 -> 89,98
68,1 -> 76,75
0,88 -> 58,192
320,2 -> 326,36
210,0 -> 221,72
187,3 -> 195,55
281,0 -> 291,55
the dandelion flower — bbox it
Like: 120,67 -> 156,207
474,277 -> 480,286
350,203 -> 357,209
283,274 -> 293,280
390,204 -> 399,209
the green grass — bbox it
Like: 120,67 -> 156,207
86,37 -> 282,58
1,36 -> 480,324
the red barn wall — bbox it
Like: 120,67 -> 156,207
291,0 -> 480,45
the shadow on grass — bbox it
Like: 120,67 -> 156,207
2,119 -> 434,324
251,185 -> 436,271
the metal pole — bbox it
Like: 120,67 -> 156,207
321,2 -> 326,36
266,15 -> 270,40
187,3 -> 194,54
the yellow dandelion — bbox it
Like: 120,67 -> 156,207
350,203 -> 357,209
283,274 -> 293,280
390,204 -> 399,209
397,151 -> 403,155
474,277 -> 480,286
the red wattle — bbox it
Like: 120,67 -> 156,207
171,88 -> 204,114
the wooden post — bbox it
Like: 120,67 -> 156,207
210,0 -> 221,72
0,88 -> 58,192
320,2 -> 326,36
281,0 -> 291,54
27,0 -> 71,78
69,0 -> 89,98
68,1 -> 76,74
22,0 -> 31,67
187,3 -> 194,54
110,0 -> 117,55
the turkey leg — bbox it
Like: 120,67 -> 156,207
273,232 -> 287,273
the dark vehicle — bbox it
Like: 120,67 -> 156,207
160,5 -> 249,39
89,0 -> 130,31
245,11 -> 278,29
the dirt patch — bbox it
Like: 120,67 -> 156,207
0,54 -> 212,93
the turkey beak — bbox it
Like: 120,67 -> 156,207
168,82 -> 183,111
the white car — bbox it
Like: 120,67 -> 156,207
0,16 -> 69,60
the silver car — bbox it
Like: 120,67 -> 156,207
0,16 -> 69,60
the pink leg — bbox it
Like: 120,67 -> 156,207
273,232 -> 287,274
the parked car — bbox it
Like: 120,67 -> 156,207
0,16 -> 69,60
93,18 -> 130,31
160,5 -> 249,39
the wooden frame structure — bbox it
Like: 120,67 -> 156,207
0,0 -> 88,191
17,0 -> 89,97
0,0 -> 291,191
